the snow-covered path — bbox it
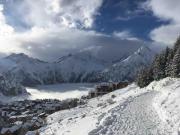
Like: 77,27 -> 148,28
38,84 -> 175,135
89,92 -> 172,135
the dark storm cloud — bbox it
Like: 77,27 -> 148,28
18,28 -> 144,61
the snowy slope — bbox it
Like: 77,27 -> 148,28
37,82 -> 174,135
100,46 -> 155,82
0,53 -> 60,86
147,77 -> 180,134
0,73 -> 27,96
56,50 -> 108,82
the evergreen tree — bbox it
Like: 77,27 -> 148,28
136,36 -> 180,88
152,51 -> 167,80
173,36 -> 180,53
136,68 -> 153,88
171,48 -> 180,77
165,48 -> 174,77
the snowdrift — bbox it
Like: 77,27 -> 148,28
147,77 -> 180,134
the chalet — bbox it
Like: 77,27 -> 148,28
0,98 -> 85,135
88,81 -> 129,98
116,82 -> 129,89
1,111 -> 8,117
38,113 -> 46,119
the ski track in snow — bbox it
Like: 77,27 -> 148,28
89,92 -> 172,135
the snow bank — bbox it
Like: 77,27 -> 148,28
148,77 -> 180,135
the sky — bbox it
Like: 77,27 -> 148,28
0,0 -> 179,61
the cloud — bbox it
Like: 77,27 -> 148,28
0,4 -> 20,55
15,27 -> 105,60
145,0 -> 180,23
0,8 -> 143,61
150,24 -> 180,45
0,0 -> 104,59
15,27 -> 144,61
3,0 -> 103,29
145,0 -> 180,45
0,0 -> 146,61
0,4 -> 14,36
113,31 -> 139,41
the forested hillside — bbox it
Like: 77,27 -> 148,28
136,37 -> 180,88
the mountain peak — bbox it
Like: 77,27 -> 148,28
6,53 -> 29,59
5,53 -> 47,64
138,45 -> 151,52
135,46 -> 154,56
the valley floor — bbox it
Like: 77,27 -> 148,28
37,79 -> 179,135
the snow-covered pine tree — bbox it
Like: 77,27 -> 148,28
173,36 -> 180,53
136,68 -> 153,88
136,37 -> 180,88
171,48 -> 180,77
152,52 -> 167,80
165,48 -> 174,77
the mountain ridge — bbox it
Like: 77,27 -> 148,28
0,45 -> 156,96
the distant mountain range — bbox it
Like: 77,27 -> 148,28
0,41 -> 157,96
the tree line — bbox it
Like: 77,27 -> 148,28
136,37 -> 180,88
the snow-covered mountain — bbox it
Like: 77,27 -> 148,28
56,49 -> 109,82
99,46 -> 156,82
0,43 -> 156,96
0,73 -> 27,96
55,42 -> 156,82
0,53 -> 61,86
